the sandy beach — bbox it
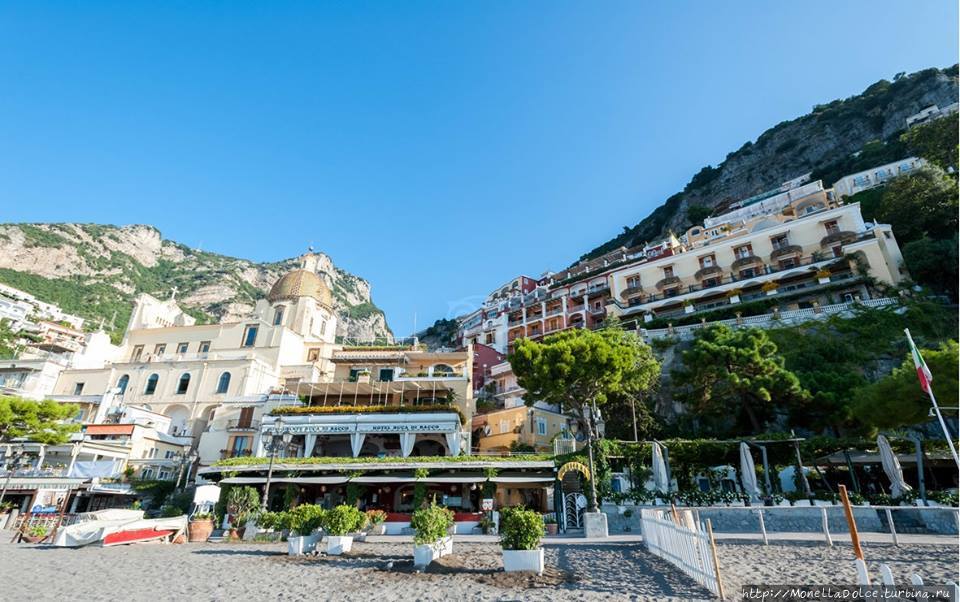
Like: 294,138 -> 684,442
0,535 -> 955,601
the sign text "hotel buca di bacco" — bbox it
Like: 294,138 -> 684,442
267,422 -> 459,435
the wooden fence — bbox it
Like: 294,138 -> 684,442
639,508 -> 723,598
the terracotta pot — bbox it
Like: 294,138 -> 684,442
22,535 -> 44,544
544,523 -> 558,535
188,519 -> 214,543
227,528 -> 239,540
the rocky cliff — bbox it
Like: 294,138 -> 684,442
0,223 -> 393,342
577,65 -> 959,263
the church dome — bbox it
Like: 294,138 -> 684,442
267,269 -> 333,307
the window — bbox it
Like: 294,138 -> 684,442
131,345 -> 144,362
176,373 -> 191,395
237,407 -> 254,429
142,468 -> 154,479
176,342 -> 189,354
307,348 -> 320,362
198,341 -> 211,354
770,234 -> 789,250
662,266 -> 674,278
231,436 -> 251,454
626,275 -> 641,289
241,325 -> 258,348
158,471 -> 170,481
216,372 -> 231,394
379,368 -> 394,382
778,258 -> 797,269
832,245 -> 843,258
154,344 -> 166,356
734,244 -> 753,259
499,419 -> 510,434
738,268 -> 756,279
699,255 -> 715,268
824,220 -> 840,235
164,450 -> 175,459
536,417 -> 547,436
702,277 -> 719,288
273,307 -> 284,326
117,374 -> 129,395
73,382 -> 85,395
320,320 -> 327,335
144,374 -> 159,395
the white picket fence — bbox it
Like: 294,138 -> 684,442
857,561 -> 959,598
639,509 -> 722,598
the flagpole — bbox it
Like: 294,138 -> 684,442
905,328 -> 959,467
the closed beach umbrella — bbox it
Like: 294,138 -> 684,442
739,442 -> 761,502
652,442 -> 669,493
877,435 -> 912,498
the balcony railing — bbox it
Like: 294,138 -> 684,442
220,449 -> 254,460
226,419 -> 257,431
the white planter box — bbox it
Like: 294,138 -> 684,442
728,295 -> 740,304
503,549 -> 544,574
413,536 -> 453,567
813,500 -> 832,507
0,513 -> 9,530
369,524 -> 386,535
793,500 -> 812,507
765,289 -> 777,296
777,500 -> 792,507
683,305 -> 694,314
643,314 -> 653,323
325,535 -> 354,555
287,533 -> 319,556
818,277 -> 830,284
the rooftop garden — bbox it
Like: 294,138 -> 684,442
212,453 -> 553,468
270,404 -> 467,426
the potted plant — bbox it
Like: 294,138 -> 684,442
726,288 -> 742,304
816,269 -> 831,284
478,513 -> 496,535
411,500 -> 455,567
543,513 -> 558,535
365,509 -> 388,535
22,524 -> 48,544
682,300 -> 695,314
622,508 -> 634,532
225,486 -> 260,539
320,504 -> 365,555
500,507 -> 545,574
266,504 -> 327,555
188,512 -> 215,542
761,281 -> 779,296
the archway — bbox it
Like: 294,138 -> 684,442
163,404 -> 192,437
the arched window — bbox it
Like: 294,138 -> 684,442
116,374 -> 129,395
432,364 -> 455,376
273,306 -> 285,326
216,372 -> 231,394
144,374 -> 159,395
176,373 -> 191,395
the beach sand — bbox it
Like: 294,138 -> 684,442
0,536 -> 954,601
716,540 -> 959,596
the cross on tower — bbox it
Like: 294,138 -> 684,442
169,286 -> 179,301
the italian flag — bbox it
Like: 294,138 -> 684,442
905,329 -> 933,393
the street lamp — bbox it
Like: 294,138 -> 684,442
0,445 -> 27,506
260,417 -> 293,511
174,450 -> 200,491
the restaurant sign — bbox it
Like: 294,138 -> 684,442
266,422 -> 458,436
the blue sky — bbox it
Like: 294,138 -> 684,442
1,2 -> 957,336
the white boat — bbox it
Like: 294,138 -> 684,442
51,509 -> 188,547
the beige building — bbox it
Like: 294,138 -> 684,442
52,254 -> 340,451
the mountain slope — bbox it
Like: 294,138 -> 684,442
0,223 -> 392,343
577,65 -> 959,263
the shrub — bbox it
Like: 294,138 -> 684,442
159,505 -> 184,517
930,490 -> 959,507
28,525 -> 48,538
365,509 -> 387,527
499,507 -> 544,551
225,486 -> 260,527
191,512 -> 214,521
411,500 -> 454,546
321,504 -> 365,536
287,504 -> 326,535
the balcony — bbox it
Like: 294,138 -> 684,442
587,283 -> 610,297
693,265 -> 723,281
820,231 -> 857,247
731,254 -> 764,271
619,285 -> 644,299
545,305 -> 563,317
770,244 -> 802,262
226,419 -> 257,431
654,275 -> 683,290
220,449 -> 254,460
